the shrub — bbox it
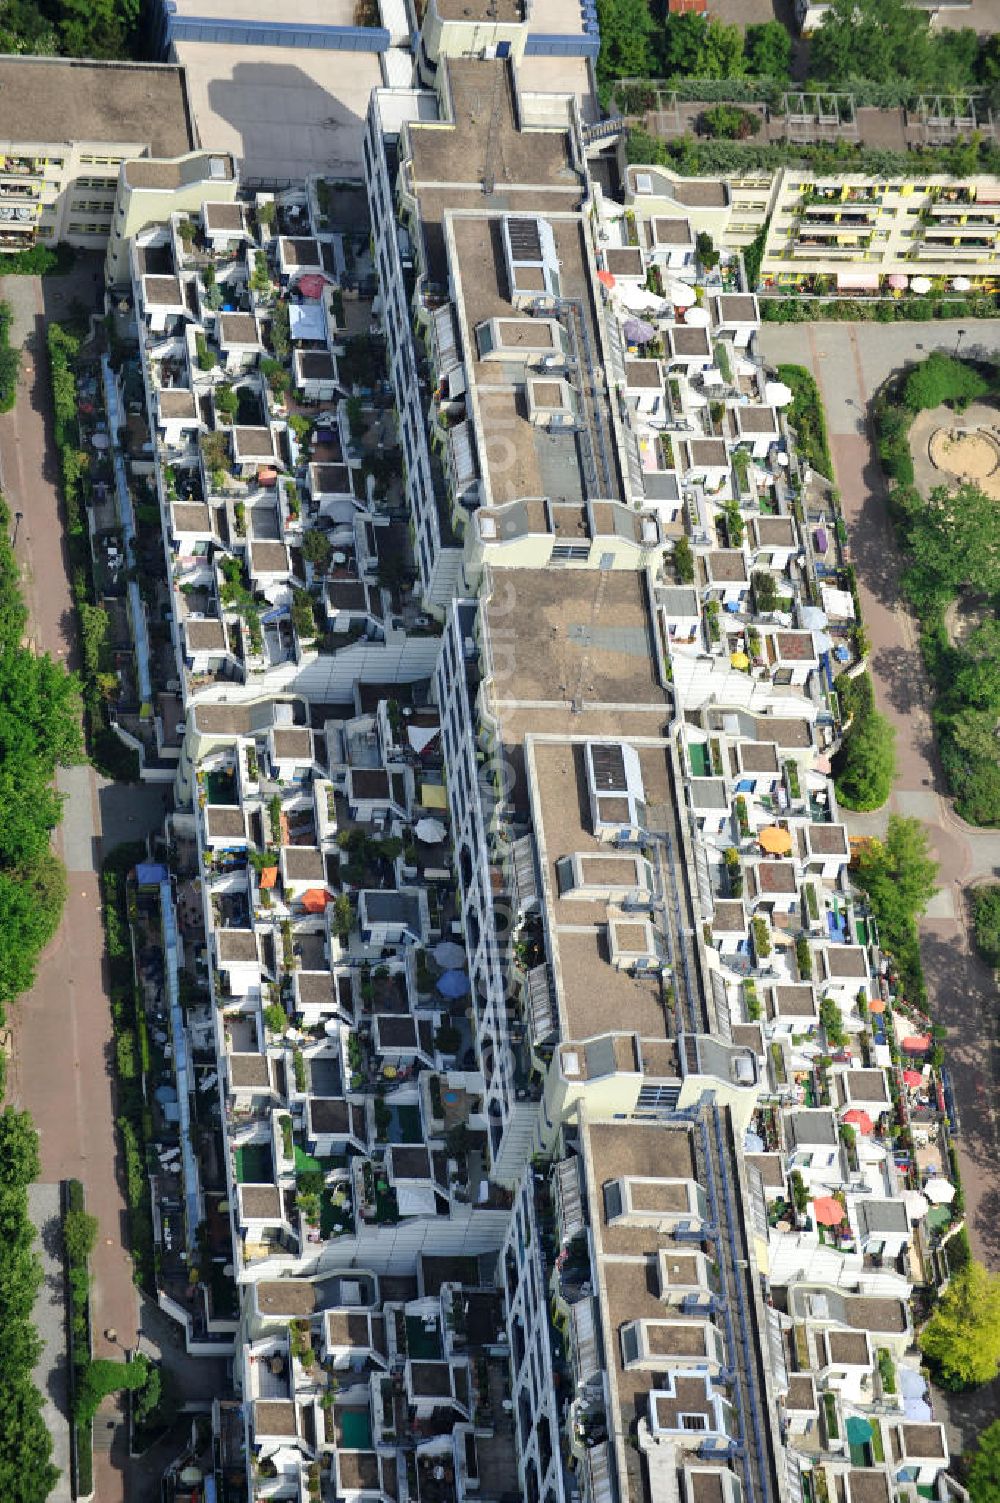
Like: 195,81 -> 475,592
302,528 -> 333,575
215,383 -> 238,420
700,104 -> 761,139
673,533 -> 695,583
263,1002 -> 287,1033
796,935 -> 814,980
877,1348 -> 897,1395
260,356 -> 289,395
291,588 -> 318,640
696,230 -> 719,270
819,996 -> 846,1047
875,398 -> 916,485
742,218 -> 769,290
74,1355 -> 150,1427
777,363 -> 833,479
752,570 -> 779,614
0,242 -> 69,277
64,1207 -> 98,1266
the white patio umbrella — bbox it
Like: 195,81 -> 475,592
614,281 -> 665,313
923,1177 -> 956,1204
910,276 -> 932,295
683,305 -> 712,327
902,1189 -> 929,1220
414,817 -> 447,843
667,280 -> 697,308
765,380 -> 794,407
952,275 -> 972,292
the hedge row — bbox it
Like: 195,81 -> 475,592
100,847 -> 156,1292
776,363 -> 833,479
0,301 -> 20,413
626,124 -> 1000,181
0,242 -> 73,277
0,1111 -> 59,1502
761,296 -> 1000,323
46,322 -> 140,782
64,1179 -> 95,1498
614,74 -> 974,110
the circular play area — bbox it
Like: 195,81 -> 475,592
927,425 -> 1000,498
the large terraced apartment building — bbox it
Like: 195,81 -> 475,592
96,47 -> 965,1503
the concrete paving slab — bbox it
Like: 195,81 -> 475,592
57,764 -> 98,875
922,888 -> 956,919
894,790 -> 945,821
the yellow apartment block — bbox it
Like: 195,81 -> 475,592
622,160 -> 1000,292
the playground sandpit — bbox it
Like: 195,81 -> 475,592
928,425 -> 1000,498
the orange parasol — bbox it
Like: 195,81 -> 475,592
301,888 -> 331,913
759,826 -> 792,855
597,269 -> 616,289
813,1195 -> 846,1227
259,866 -> 278,889
842,1109 -> 873,1136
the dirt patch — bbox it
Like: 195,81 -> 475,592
928,425 -> 1000,498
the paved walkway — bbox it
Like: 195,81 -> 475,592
0,265 -> 164,1503
28,1182 -> 72,1503
759,319 -> 1000,1270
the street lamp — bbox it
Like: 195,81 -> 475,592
10,510 -> 22,548
956,327 -> 967,357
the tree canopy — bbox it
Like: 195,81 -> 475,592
596,8 -> 775,87
742,21 -> 790,78
811,0 -> 981,91
0,0 -> 140,59
967,1419 -> 1000,1503
0,1107 -> 58,1502
904,482 -> 1000,610
919,1262 -> 1000,1388
903,353 -> 990,415
0,495 -> 81,1015
876,355 -> 1000,825
971,884 -> 1000,967
595,0 -> 654,84
853,815 -> 939,955
598,0 -> 995,92
834,673 -> 896,811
